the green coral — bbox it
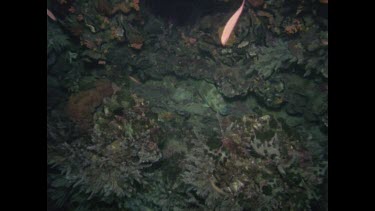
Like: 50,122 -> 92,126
47,22 -> 70,53
197,81 -> 229,115
181,114 -> 327,210
249,40 -> 297,79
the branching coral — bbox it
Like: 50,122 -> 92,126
182,113 -> 327,210
49,90 -> 163,208
182,139 -> 238,209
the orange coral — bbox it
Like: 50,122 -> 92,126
158,112 -> 175,122
284,19 -> 303,35
99,17 -> 110,29
127,30 -> 144,49
181,32 -> 197,46
68,6 -> 75,13
110,27 -> 125,41
111,0 -> 140,14
112,2 -> 131,14
130,42 -> 143,50
132,0 -> 140,11
103,17 -> 110,24
98,60 -> 106,65
66,80 -> 114,131
82,40 -> 97,49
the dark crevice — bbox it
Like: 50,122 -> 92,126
142,0 -> 231,26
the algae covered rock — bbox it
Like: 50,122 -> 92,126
197,81 -> 229,115
248,39 -> 297,79
251,77 -> 286,109
214,65 -> 252,98
283,74 -> 327,124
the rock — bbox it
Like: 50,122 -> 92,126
285,93 -> 307,116
238,41 -> 249,49
144,17 -> 165,34
197,81 -> 229,115
214,66 -> 251,98
247,0 -> 264,8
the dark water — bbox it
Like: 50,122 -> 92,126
47,0 -> 328,210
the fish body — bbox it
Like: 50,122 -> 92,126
221,0 -> 245,46
47,9 -> 57,21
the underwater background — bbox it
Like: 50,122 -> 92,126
47,0 -> 328,210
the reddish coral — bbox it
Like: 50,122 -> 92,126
98,60 -> 106,65
111,0 -> 140,15
66,80 -> 114,131
132,0 -> 140,11
284,19 -> 303,35
130,42 -> 143,50
181,32 -> 197,46
68,6 -> 75,13
82,40 -> 97,49
112,2 -> 131,14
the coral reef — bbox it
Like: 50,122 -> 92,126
47,0 -> 328,209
